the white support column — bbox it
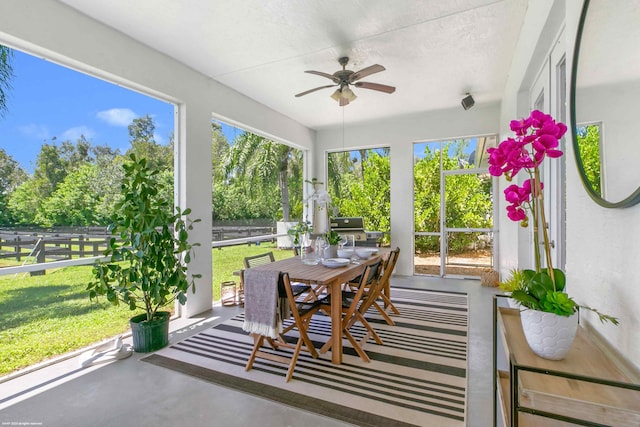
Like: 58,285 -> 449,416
390,142 -> 414,276
176,102 -> 213,318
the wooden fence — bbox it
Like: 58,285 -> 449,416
211,226 -> 275,242
0,225 -> 278,275
0,233 -> 111,275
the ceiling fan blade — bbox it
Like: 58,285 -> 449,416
304,70 -> 340,83
349,64 -> 385,82
295,84 -> 337,97
354,81 -> 396,94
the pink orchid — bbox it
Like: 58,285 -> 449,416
504,183 -> 531,205
506,204 -> 527,222
487,110 -> 565,273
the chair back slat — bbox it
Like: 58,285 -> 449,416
358,260 -> 386,315
243,251 -> 276,268
345,260 -> 383,318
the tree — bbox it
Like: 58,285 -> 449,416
40,163 -> 100,226
413,145 -> 442,239
126,115 -> 172,171
328,149 -> 391,244
224,132 -> 301,221
0,148 -> 27,194
211,122 -> 229,184
33,143 -> 68,199
338,153 -> 391,235
8,178 -> 46,224
327,150 -> 355,203
90,152 -> 125,224
576,124 -> 601,196
212,181 -> 278,220
61,136 -> 93,166
0,45 -> 14,118
413,142 -> 492,253
0,148 -> 27,224
30,137 -> 94,201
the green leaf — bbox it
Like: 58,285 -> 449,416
552,268 -> 566,292
511,289 -> 541,309
540,290 -> 576,316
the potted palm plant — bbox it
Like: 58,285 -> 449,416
88,154 -> 200,353
488,110 -> 617,360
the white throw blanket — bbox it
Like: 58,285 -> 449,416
242,269 -> 282,338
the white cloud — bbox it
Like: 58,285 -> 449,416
62,126 -> 95,141
96,108 -> 137,127
18,123 -> 50,140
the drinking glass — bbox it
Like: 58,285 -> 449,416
315,236 -> 328,261
345,234 -> 358,263
301,233 -> 319,265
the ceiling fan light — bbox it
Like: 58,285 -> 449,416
330,89 -> 342,101
342,87 -> 357,102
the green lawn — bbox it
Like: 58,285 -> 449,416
0,243 -> 295,376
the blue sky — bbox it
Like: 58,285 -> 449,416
0,49 -> 239,173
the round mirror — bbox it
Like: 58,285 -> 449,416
570,0 -> 640,208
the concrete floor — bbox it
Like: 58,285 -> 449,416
0,275 -> 501,427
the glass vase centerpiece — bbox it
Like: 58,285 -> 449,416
305,178 -> 332,236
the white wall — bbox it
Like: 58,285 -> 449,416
315,103 -> 500,276
496,0 -> 562,277
0,0 -> 314,317
564,0 -> 640,372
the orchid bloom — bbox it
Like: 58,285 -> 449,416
488,110 -> 567,180
488,110 -> 566,273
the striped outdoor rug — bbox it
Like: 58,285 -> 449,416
142,288 -> 468,427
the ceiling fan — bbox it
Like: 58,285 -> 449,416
295,57 -> 396,106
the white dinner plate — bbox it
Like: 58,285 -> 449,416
322,258 -> 350,268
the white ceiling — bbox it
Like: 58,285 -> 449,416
59,0 -> 528,131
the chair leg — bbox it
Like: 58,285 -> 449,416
373,301 -> 396,326
311,284 -> 327,298
344,329 -> 370,362
298,319 -> 319,358
380,292 -> 400,315
356,313 -> 384,345
285,338 -> 305,382
245,335 -> 264,371
319,338 -> 332,354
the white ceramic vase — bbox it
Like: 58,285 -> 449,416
520,309 -> 579,360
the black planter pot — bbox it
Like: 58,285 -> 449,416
129,311 -> 170,352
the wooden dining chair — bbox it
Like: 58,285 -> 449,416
238,251 -> 316,302
237,252 -> 277,305
245,272 -> 320,382
241,251 -> 311,305
345,247 -> 400,326
377,247 -> 401,321
317,260 -> 384,362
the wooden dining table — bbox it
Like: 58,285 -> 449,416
252,253 -> 384,364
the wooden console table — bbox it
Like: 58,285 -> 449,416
493,295 -> 640,426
